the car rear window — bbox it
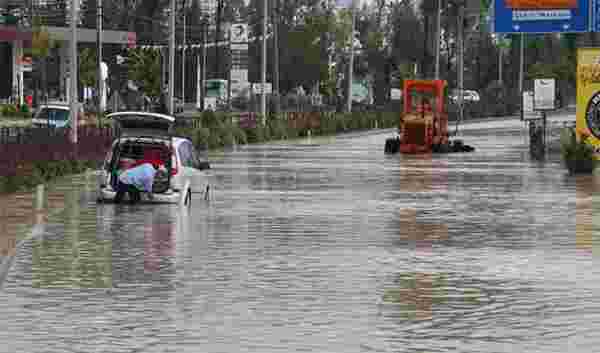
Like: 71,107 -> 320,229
37,108 -> 70,121
118,141 -> 171,162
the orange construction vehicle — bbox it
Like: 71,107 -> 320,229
384,79 -> 474,154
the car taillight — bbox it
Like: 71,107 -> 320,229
171,153 -> 178,175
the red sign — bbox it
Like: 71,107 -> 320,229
238,112 -> 256,129
17,55 -> 32,66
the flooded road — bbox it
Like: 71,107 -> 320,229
0,119 -> 597,353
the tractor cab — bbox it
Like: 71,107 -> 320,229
384,80 -> 474,154
399,80 -> 449,154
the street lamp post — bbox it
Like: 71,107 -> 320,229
260,0 -> 267,121
168,0 -> 175,115
182,1 -> 187,106
201,17 -> 208,111
96,0 -> 103,115
346,1 -> 356,113
70,0 -> 78,144
434,0 -> 442,80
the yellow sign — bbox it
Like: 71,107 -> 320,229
576,48 -> 600,159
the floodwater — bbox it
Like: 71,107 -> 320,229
0,117 -> 597,353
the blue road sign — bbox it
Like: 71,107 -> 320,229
593,0 -> 600,31
494,0 -> 589,33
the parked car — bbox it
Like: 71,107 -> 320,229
449,90 -> 480,104
31,103 -> 85,130
97,111 -> 210,205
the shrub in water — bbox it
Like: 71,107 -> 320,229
207,128 -> 222,149
244,124 -> 266,144
268,119 -> 288,140
232,126 -> 247,145
219,125 -> 235,147
194,127 -> 210,149
561,128 -> 597,174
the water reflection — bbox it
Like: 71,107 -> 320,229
95,203 -> 178,288
396,156 -> 449,255
31,184 -> 113,289
143,208 -> 175,273
576,175 -> 600,256
1,124 -> 597,352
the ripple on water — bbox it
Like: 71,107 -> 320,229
0,123 -> 597,353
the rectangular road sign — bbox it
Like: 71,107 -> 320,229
534,78 -> 556,110
494,0 -> 589,33
522,91 -> 542,120
253,83 -> 272,94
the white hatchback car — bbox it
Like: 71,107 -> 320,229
98,112 -> 209,205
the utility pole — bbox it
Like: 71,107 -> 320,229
260,0 -> 267,121
168,0 -> 175,115
455,2 -> 464,135
347,1 -> 356,113
96,0 -> 103,114
499,46 -> 503,84
182,4 -> 186,105
434,0 -> 442,80
519,33 -> 524,98
226,26 -> 231,111
70,0 -> 78,143
272,0 -> 280,114
202,18 -> 208,111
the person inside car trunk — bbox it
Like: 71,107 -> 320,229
115,162 -> 163,204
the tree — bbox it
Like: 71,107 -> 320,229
128,48 -> 162,104
79,48 -> 98,89
27,15 -> 57,105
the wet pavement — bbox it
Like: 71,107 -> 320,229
0,116 -> 598,353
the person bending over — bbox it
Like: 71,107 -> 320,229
115,163 -> 162,204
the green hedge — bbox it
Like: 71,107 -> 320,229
178,111 -> 397,151
0,159 -> 98,194
0,104 -> 32,119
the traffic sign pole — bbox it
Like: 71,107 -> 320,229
70,0 -> 78,144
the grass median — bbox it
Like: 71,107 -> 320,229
174,111 -> 399,151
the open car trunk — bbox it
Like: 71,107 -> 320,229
109,138 -> 174,194
105,112 -> 177,195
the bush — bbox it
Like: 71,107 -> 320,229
268,118 -> 288,140
231,126 -> 247,145
173,125 -> 194,140
0,158 -> 99,195
218,123 -> 235,147
480,81 -> 514,117
1,104 -> 17,116
207,129 -> 222,150
561,128 -> 597,174
244,126 -> 262,143
200,111 -> 224,130
194,127 -> 210,149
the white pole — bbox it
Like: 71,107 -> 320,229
196,51 -> 200,109
97,0 -> 103,113
434,0 -> 441,80
182,6 -> 186,105
455,3 -> 464,135
346,2 -> 356,113
168,0 -> 176,115
519,33 -> 524,96
70,0 -> 78,143
261,0 -> 267,121
499,47 -> 503,84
